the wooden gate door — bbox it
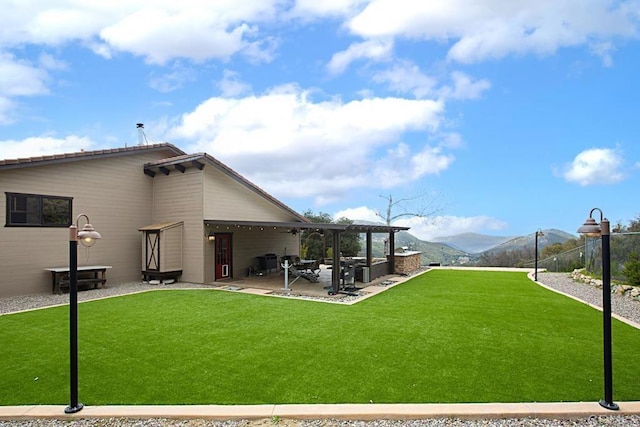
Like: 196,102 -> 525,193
214,233 -> 232,280
145,231 -> 160,272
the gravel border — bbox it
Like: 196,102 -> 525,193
0,282 -> 214,316
536,271 -> 640,326
1,415 -> 639,426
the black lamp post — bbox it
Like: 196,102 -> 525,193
65,214 -> 101,414
534,230 -> 544,281
577,208 -> 618,411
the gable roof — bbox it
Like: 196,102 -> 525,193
0,143 -> 185,170
144,153 -> 310,224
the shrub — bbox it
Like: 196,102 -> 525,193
622,251 -> 640,286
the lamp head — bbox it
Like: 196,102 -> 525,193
78,223 -> 101,247
577,216 -> 602,238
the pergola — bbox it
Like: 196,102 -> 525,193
204,219 -> 410,294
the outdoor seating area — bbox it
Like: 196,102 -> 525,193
215,262 -> 403,301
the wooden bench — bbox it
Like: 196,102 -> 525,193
44,266 -> 112,294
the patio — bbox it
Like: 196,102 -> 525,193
210,263 -> 409,303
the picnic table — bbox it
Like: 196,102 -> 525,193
44,265 -> 112,294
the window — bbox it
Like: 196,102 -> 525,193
6,193 -> 72,227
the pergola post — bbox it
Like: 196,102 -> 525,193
388,230 -> 395,274
331,231 -> 341,294
366,231 -> 372,267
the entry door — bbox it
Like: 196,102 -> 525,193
215,233 -> 232,280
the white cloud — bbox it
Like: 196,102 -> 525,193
38,53 -> 68,71
0,52 -> 52,124
395,214 -> 508,241
562,147 -> 625,186
1,1 -> 285,64
0,97 -> 14,125
165,85 -> 456,205
327,39 -> 393,75
333,206 -> 508,241
589,41 -> 616,67
289,0 -> 368,19
439,71 -> 491,100
0,135 -> 95,159
217,69 -> 252,97
100,10 -> 251,65
333,206 -> 381,223
148,62 -> 196,93
348,0 -> 640,64
372,60 -> 437,98
0,52 -> 50,97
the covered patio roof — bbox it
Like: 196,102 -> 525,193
203,219 -> 409,234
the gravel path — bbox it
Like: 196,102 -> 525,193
536,271 -> 640,326
1,272 -> 639,426
0,282 -> 214,315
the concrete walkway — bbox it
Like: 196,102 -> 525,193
1,402 -> 640,421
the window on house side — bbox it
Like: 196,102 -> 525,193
5,193 -> 72,227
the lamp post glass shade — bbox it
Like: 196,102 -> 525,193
78,222 -> 101,247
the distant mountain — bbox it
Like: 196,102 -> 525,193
349,219 -> 577,265
393,231 -> 468,264
431,232 -> 513,254
485,229 -> 576,254
350,220 -> 468,264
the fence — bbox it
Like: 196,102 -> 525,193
531,233 -> 640,281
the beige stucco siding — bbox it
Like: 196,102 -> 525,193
163,225 -> 183,272
0,150 -> 175,297
203,166 -> 301,222
150,170 -> 204,283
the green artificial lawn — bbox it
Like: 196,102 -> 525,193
1,269 -> 640,405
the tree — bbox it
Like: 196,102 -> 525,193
301,210 -> 361,259
301,210 -> 331,261
612,213 -> 640,281
622,251 -> 640,286
376,192 -> 443,226
335,216 -> 361,257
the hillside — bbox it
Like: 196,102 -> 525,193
484,229 -> 576,253
431,232 -> 513,254
351,219 -> 576,266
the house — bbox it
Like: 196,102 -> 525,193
0,143 -> 408,298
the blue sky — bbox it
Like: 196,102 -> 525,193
1,1 -> 639,240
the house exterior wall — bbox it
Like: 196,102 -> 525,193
0,150 -> 176,297
163,225 -> 183,272
202,166 -> 302,222
150,169 -> 205,283
201,166 -> 302,282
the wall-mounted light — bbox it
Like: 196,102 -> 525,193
208,232 -> 216,242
